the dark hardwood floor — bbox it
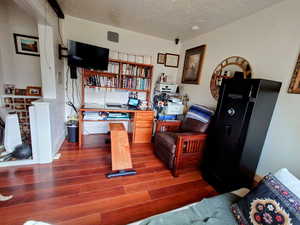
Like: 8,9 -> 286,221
0,135 -> 217,225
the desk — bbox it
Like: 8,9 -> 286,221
79,105 -> 154,147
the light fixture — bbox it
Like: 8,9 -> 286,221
192,25 -> 199,30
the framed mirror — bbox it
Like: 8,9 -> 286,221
210,56 -> 252,100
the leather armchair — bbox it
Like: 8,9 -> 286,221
154,118 -> 209,177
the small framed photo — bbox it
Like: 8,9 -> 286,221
13,33 -> 40,57
26,86 -> 42,96
15,104 -> 26,110
4,97 -> 13,104
165,53 -> 180,68
4,84 -> 15,95
157,53 -> 166,64
15,88 -> 27,96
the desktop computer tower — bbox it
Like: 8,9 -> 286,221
202,79 -> 281,192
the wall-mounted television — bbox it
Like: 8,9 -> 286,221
68,40 -> 109,71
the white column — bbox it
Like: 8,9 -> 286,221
31,101 -> 53,163
38,24 -> 57,99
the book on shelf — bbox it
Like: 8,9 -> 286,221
86,75 -> 150,90
106,62 -> 120,74
122,64 -> 150,78
102,62 -> 151,78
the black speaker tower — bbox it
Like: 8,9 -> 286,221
202,79 -> 281,192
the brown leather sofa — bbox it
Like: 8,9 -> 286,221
154,118 -> 209,177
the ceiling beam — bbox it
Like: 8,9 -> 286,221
47,0 -> 64,19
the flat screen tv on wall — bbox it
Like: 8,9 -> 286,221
68,40 -> 109,71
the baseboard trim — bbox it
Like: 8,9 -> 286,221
0,159 -> 37,167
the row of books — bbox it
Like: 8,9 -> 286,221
104,63 -> 151,78
86,75 -> 150,90
122,64 -> 151,77
106,63 -> 120,74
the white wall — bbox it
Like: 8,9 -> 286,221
178,0 -> 300,177
0,1 -> 15,93
0,0 -> 41,89
62,15 -> 180,118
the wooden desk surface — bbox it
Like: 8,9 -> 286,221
109,123 -> 133,171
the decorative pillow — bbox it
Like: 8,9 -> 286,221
185,104 -> 214,123
232,174 -> 300,225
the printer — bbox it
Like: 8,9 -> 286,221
165,102 -> 184,115
156,83 -> 178,93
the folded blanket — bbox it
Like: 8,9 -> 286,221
186,105 -> 214,123
138,193 -> 239,225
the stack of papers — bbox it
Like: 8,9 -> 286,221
108,113 -> 130,120
83,112 -> 101,120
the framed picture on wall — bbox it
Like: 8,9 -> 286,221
14,88 -> 27,96
182,45 -> 206,84
13,33 -> 40,57
157,53 -> 165,64
26,86 -> 42,96
4,84 -> 15,95
165,53 -> 180,68
288,51 -> 300,94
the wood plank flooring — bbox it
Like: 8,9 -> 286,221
0,134 -> 217,225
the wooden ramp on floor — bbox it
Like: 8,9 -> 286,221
106,123 -> 136,178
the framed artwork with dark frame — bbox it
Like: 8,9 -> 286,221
13,33 -> 40,57
157,53 -> 165,64
14,88 -> 27,96
165,53 -> 180,68
181,45 -> 206,84
26,86 -> 42,96
288,51 -> 300,94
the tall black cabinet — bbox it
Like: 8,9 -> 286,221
202,79 -> 281,192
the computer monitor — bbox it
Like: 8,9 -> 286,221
128,98 -> 139,109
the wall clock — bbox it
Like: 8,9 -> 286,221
210,56 -> 252,100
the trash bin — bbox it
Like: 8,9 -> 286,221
66,120 -> 79,143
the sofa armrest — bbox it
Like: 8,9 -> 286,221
156,120 -> 182,133
176,133 -> 207,142
173,133 -> 207,177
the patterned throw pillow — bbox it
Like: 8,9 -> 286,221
232,174 -> 300,225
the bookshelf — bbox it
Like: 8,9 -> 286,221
82,59 -> 153,103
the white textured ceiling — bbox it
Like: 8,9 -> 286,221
57,0 -> 284,40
